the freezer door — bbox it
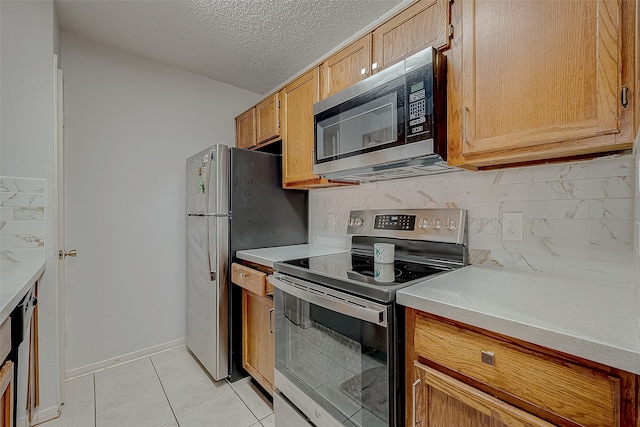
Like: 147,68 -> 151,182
206,145 -> 229,215
186,145 -> 229,215
186,216 -> 229,380
186,148 -> 211,215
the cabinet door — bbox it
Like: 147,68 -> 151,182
0,361 -> 13,427
413,361 -> 554,427
235,108 -> 256,149
321,34 -> 372,99
256,93 -> 280,145
458,0 -> 623,163
282,67 -> 321,185
372,0 -> 450,73
242,289 -> 274,394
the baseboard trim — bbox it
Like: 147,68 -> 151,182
66,338 -> 186,380
20,403 -> 60,427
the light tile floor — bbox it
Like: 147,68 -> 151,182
38,346 -> 274,427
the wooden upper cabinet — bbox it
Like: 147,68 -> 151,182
256,92 -> 280,144
372,0 -> 451,73
235,108 -> 256,149
282,67 -> 323,186
321,34 -> 372,99
449,0 -> 635,168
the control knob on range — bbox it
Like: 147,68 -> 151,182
418,218 -> 430,230
447,219 -> 457,231
433,219 -> 442,230
349,217 -> 364,227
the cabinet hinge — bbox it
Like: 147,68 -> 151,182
621,86 -> 629,108
449,24 -> 454,39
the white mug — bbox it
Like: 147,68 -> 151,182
374,262 -> 395,282
374,243 -> 394,264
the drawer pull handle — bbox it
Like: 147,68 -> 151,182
481,351 -> 494,366
269,308 -> 275,334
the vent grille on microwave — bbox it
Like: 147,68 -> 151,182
329,158 -> 459,183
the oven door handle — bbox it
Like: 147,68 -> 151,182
269,274 -> 388,327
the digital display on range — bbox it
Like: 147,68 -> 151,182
374,215 -> 416,230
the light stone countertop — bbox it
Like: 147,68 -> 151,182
236,244 -> 349,268
397,265 -> 640,374
1,258 -> 45,324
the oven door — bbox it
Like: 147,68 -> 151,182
270,273 -> 394,427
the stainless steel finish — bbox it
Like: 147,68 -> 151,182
481,351 -> 495,366
208,145 -> 229,215
59,249 -> 77,259
412,378 -> 421,427
269,273 -> 388,327
275,370 -> 344,427
314,48 -> 435,116
347,208 -> 468,246
312,47 -> 454,183
274,392 -> 313,427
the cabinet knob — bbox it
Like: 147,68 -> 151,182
481,351 -> 495,366
361,68 -> 367,76
372,62 -> 378,71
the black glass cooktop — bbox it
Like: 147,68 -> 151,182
275,252 -> 453,303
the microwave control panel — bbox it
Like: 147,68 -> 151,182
406,65 -> 433,139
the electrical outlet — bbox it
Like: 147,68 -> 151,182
502,212 -> 523,241
327,213 -> 336,231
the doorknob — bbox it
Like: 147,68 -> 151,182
59,249 -> 77,259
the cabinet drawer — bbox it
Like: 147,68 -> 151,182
0,318 -> 10,362
414,314 -> 620,427
232,263 -> 267,296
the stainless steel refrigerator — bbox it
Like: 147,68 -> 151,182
186,145 -> 307,381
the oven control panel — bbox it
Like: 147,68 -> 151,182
373,214 -> 416,230
347,208 -> 467,245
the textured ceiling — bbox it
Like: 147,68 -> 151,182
56,0 -> 407,95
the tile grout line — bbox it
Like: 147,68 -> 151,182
229,380 -> 271,426
150,357 -> 180,426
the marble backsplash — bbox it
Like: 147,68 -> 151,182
0,176 -> 46,263
310,155 -> 635,284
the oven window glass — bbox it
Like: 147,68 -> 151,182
274,288 -> 391,427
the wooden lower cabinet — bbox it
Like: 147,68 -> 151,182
406,309 -> 638,427
242,289 -> 274,394
413,361 -> 553,427
0,361 -> 13,427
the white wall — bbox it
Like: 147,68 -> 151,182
60,32 -> 261,374
311,155 -> 635,284
1,0 -> 61,424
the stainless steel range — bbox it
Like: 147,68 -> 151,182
270,209 -> 468,427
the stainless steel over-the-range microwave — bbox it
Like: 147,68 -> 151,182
313,46 -> 453,183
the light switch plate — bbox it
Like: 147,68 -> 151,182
327,213 -> 336,231
502,212 -> 523,241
